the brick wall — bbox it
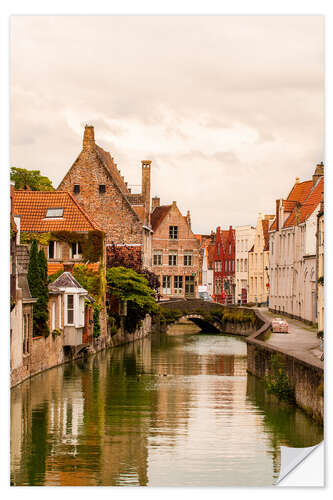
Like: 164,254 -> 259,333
152,202 -> 200,298
58,128 -> 143,246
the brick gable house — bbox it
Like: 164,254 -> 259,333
11,190 -> 104,276
57,125 -> 153,270
212,226 -> 235,304
151,199 -> 200,299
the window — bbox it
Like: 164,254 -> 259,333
99,184 -> 106,193
174,275 -> 183,293
67,295 -> 74,324
169,226 -> 178,239
168,252 -> 177,266
184,251 -> 193,266
71,241 -> 82,258
232,260 -> 235,272
229,242 -> 231,255
215,261 -> 221,272
215,278 -> 222,294
245,259 -> 247,272
48,241 -> 55,259
237,259 -> 239,272
45,208 -> 64,218
162,276 -> 171,294
23,314 -> 29,353
153,252 -> 162,266
225,261 -> 227,272
217,244 -> 220,256
74,184 -> 80,194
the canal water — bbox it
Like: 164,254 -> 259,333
11,331 -> 323,486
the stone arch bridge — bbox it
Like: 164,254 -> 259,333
159,299 -> 263,336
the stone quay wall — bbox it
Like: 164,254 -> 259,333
10,315 -> 152,388
246,310 -> 324,423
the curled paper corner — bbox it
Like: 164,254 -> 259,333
275,441 -> 324,485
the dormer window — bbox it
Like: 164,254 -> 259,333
99,184 -> 106,194
45,208 -> 64,218
74,184 -> 80,194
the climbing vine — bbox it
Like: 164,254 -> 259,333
264,353 -> 295,402
20,230 -> 104,263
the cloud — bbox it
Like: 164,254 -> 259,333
10,15 -> 323,233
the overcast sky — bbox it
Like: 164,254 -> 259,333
10,16 -> 323,233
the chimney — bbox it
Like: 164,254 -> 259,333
152,196 -> 160,211
295,177 -> 300,184
141,160 -> 151,225
83,125 -> 95,150
172,201 -> 177,207
63,263 -> 74,273
313,161 -> 324,186
186,210 -> 191,229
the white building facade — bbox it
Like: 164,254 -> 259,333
235,225 -> 255,304
269,164 -> 324,323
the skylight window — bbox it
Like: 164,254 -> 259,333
45,208 -> 64,218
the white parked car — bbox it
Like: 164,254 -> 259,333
271,318 -> 289,333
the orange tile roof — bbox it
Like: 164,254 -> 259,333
47,261 -> 100,276
270,180 -> 314,231
12,190 -> 103,233
283,177 -> 324,228
287,180 -> 313,204
151,205 -> 171,231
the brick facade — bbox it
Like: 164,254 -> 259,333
57,126 -> 153,269
151,201 -> 200,299
212,226 -> 235,304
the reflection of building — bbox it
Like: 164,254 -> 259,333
248,213 -> 274,305
269,164 -> 324,322
235,225 -> 255,304
151,200 -> 200,299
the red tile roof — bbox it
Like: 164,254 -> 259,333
12,190 -> 103,233
283,177 -> 324,228
47,261 -> 100,277
151,205 -> 171,231
270,180 -> 315,231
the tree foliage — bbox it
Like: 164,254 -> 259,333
10,167 -> 54,191
106,266 -> 158,333
27,240 -> 49,337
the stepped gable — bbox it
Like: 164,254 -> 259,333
151,205 -> 172,232
12,190 -> 102,233
95,144 -> 130,194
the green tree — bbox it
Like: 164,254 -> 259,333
106,266 -> 158,332
27,240 -> 49,336
10,167 -> 54,191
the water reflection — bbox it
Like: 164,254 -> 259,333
11,332 -> 323,486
